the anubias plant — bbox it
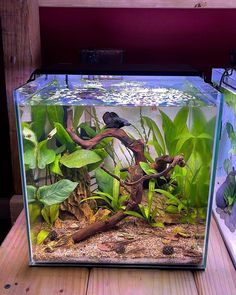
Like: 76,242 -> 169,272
27,179 -> 78,226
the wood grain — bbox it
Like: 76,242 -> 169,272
38,0 -> 236,8
0,212 -> 89,295
0,0 -> 41,194
87,268 -> 198,295
194,217 -> 236,295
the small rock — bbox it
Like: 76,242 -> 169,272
115,244 -> 125,254
48,230 -> 58,241
162,245 -> 174,255
4,284 -> 11,289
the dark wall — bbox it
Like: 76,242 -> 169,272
0,19 -> 14,243
40,8 -> 236,76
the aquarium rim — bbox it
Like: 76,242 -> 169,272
27,64 -> 203,82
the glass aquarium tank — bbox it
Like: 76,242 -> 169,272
14,73 -> 222,269
212,68 -> 236,268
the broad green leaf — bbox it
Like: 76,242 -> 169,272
49,204 -> 60,224
191,108 -> 207,136
36,230 -> 49,245
174,107 -> 189,134
124,210 -> 144,219
165,205 -> 178,214
31,105 -> 47,140
139,162 -> 157,175
87,149 -> 108,172
159,109 -> 176,155
28,203 -> 41,223
23,140 -> 37,169
47,105 -> 64,126
50,154 -> 63,176
55,144 -> 66,154
23,127 -> 37,146
54,122 -> 76,152
60,149 -> 101,169
27,185 -> 37,203
38,179 -> 78,206
37,139 -> 56,169
41,206 -> 50,224
95,167 -> 113,196
73,106 -> 84,130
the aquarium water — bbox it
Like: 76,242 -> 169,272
14,74 -> 222,269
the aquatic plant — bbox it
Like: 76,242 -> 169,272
81,163 -> 129,213
27,179 -> 78,225
64,108 -> 185,243
141,107 -> 215,223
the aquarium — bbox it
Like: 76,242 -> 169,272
14,73 -> 222,269
212,68 -> 236,268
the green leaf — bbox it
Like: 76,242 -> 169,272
87,149 -> 108,172
166,205 -> 178,214
79,122 -> 97,138
38,179 -> 78,206
36,230 -> 49,245
50,154 -> 63,176
73,106 -> 84,130
37,139 -> 56,169
113,162 -> 121,201
124,211 -> 145,219
23,140 -> 37,169
27,185 -> 37,203
197,133 -> 213,140
139,162 -> 157,175
47,106 -> 64,126
150,222 -> 165,228
41,206 -> 50,224
28,203 -> 41,223
60,149 -> 101,169
49,204 -> 60,224
142,116 -> 165,155
23,127 -> 38,146
173,107 -> 189,134
31,105 -> 47,140
159,109 -> 176,155
95,168 -> 113,196
54,122 -> 76,152
191,108 -> 207,136
80,195 -> 112,207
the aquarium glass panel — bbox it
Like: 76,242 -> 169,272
14,74 -> 222,268
212,68 -> 236,268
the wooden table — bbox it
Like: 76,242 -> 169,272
0,212 -> 235,295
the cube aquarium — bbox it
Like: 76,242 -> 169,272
212,68 -> 236,268
14,72 -> 222,268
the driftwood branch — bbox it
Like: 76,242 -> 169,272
100,155 -> 185,187
66,107 -> 185,243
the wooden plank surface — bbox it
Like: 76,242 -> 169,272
0,0 -> 41,194
0,212 -> 235,295
38,0 -> 236,8
87,268 -> 198,295
194,218 -> 236,295
0,212 -> 89,295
